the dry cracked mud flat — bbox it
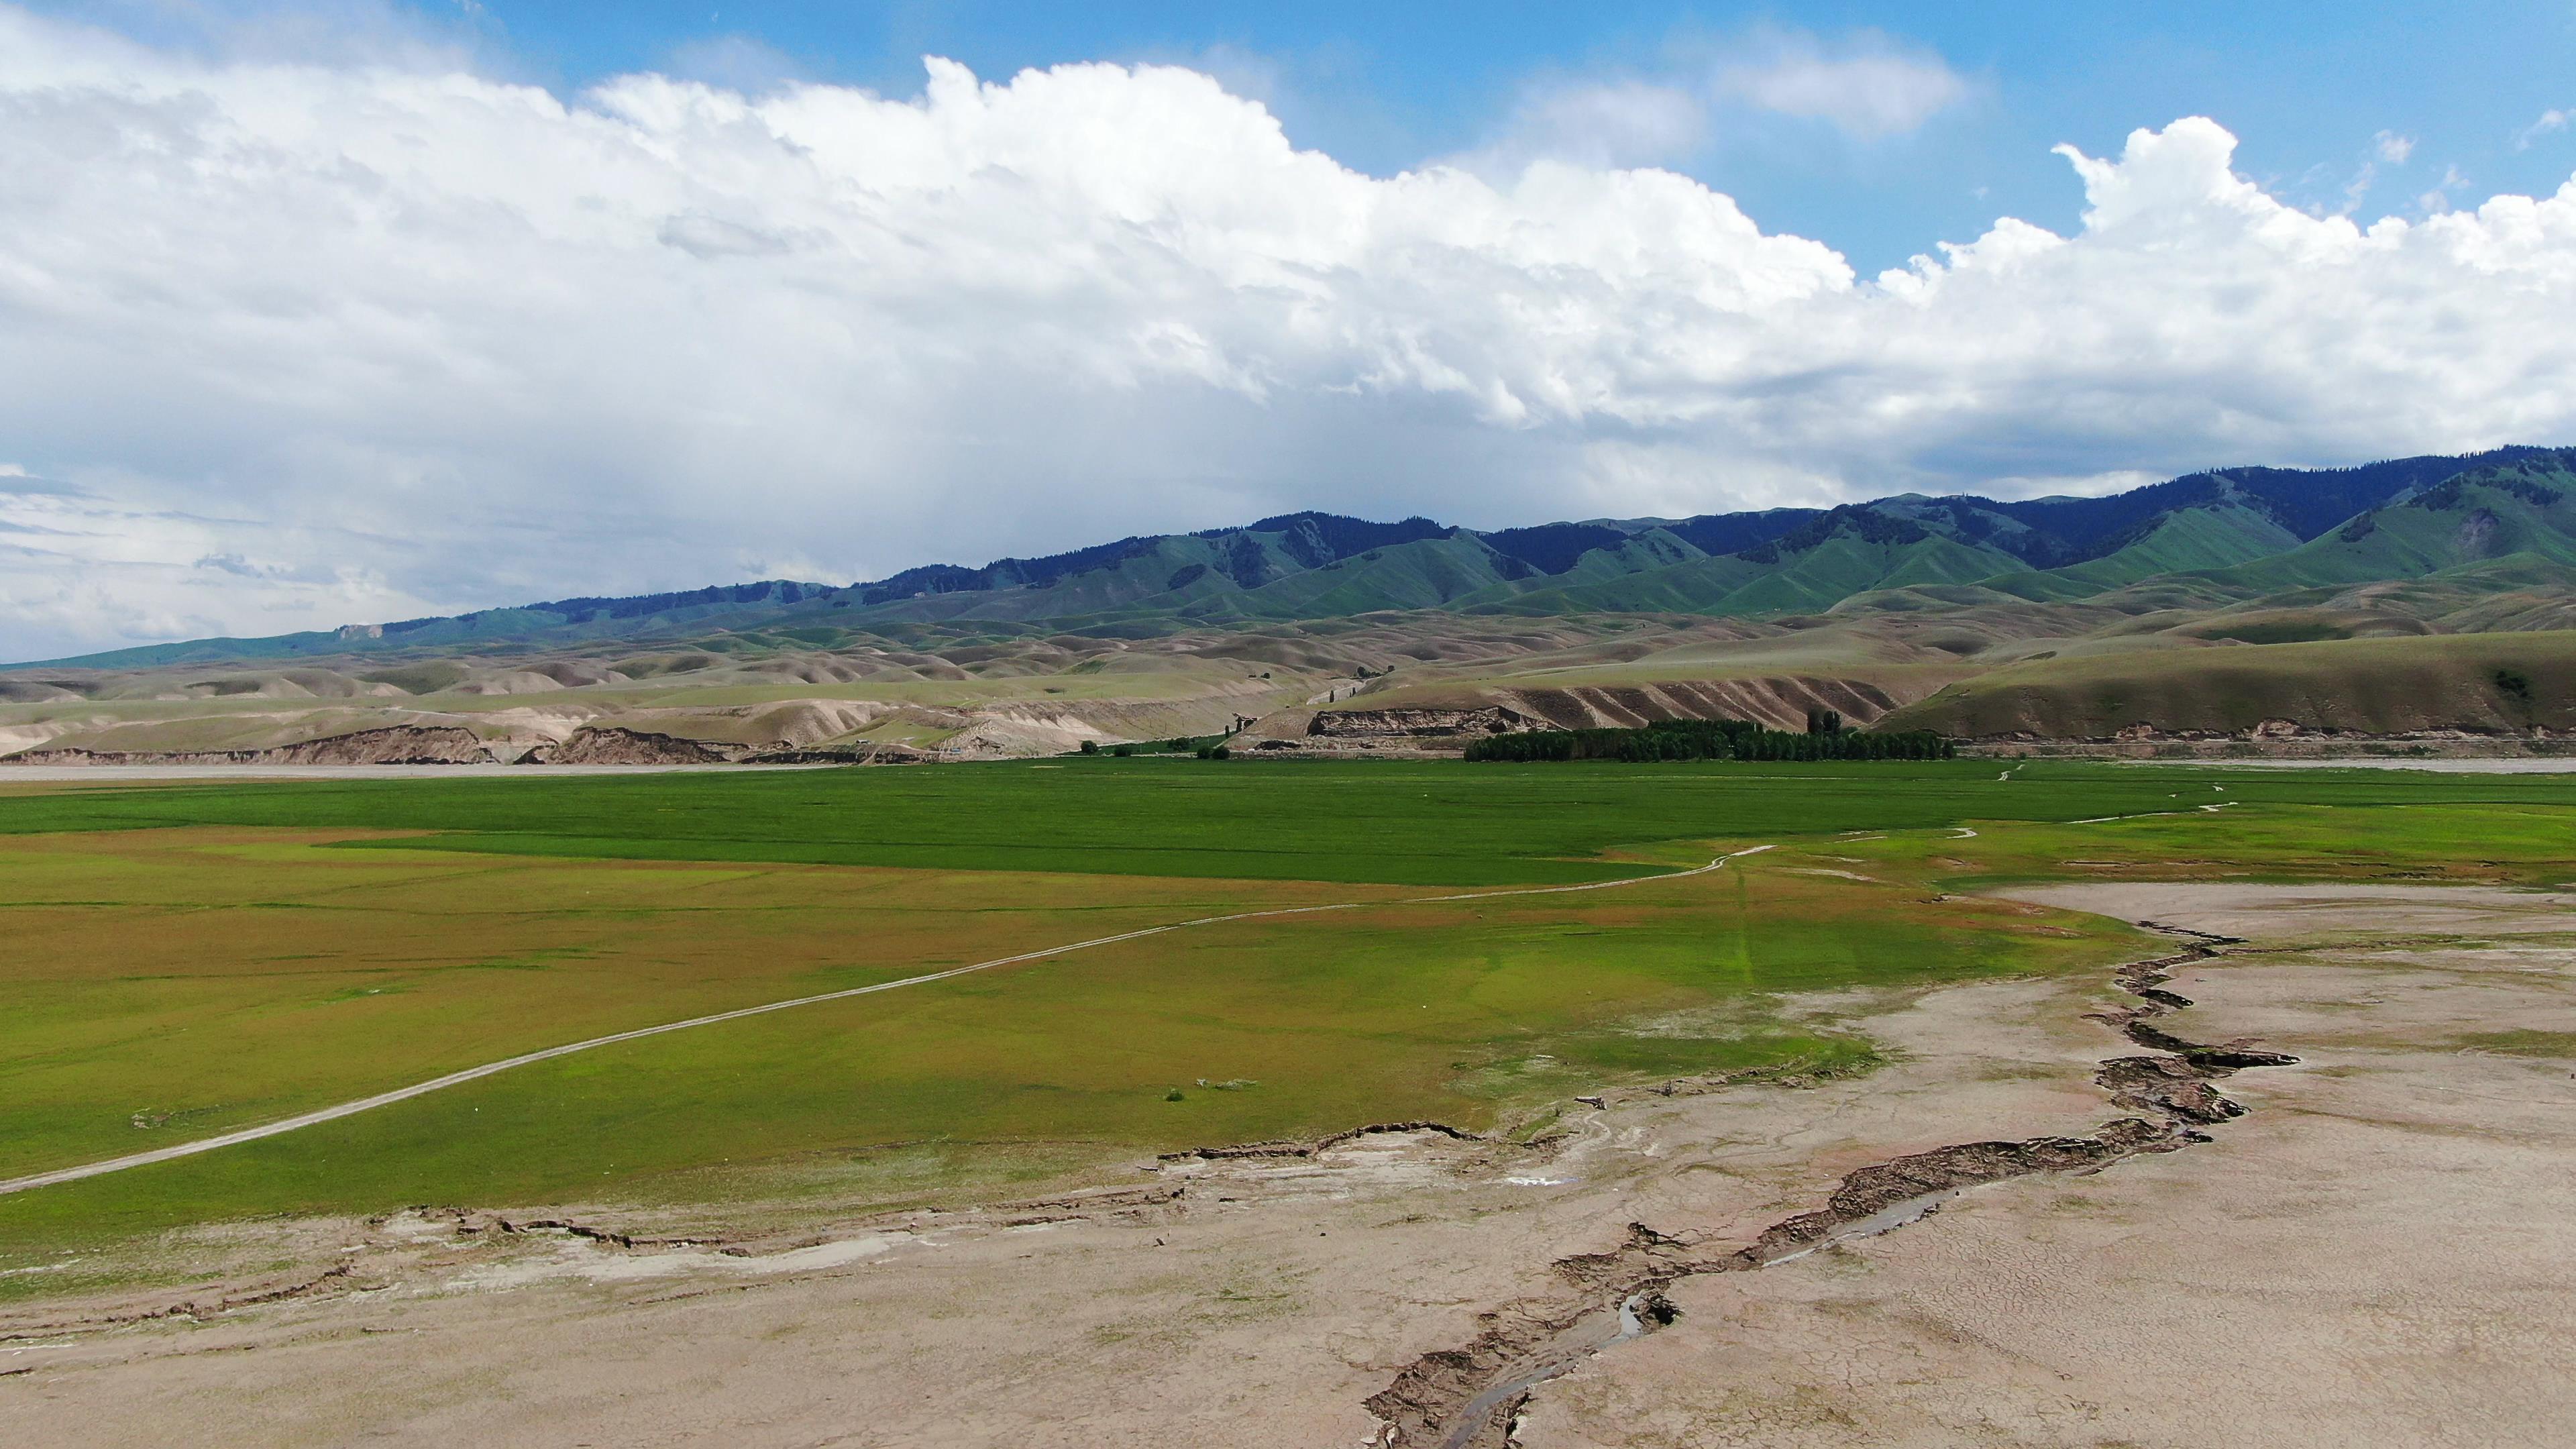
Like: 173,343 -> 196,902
4,883 -> 2573,1447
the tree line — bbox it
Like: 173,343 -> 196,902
1462,716 -> 1953,763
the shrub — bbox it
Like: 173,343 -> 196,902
1210,745 -> 1230,759
1111,744 -> 1134,757
1079,739 -> 1098,754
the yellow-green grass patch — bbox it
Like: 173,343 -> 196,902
0,836 -> 2132,1260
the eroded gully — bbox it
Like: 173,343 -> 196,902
1364,923 -> 2298,1449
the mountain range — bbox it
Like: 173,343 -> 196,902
5,447 -> 2573,761
30,445 -> 2574,671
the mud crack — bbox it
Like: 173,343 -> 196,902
1366,922 -> 2300,1449
1,1263 -> 363,1340
1160,1120 -> 1483,1163
434,1208 -> 708,1250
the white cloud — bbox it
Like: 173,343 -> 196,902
661,34 -> 807,94
2417,163 -> 2471,215
1450,28 -> 1965,178
2327,131 -> 2416,217
1712,32 -> 1970,140
2518,108 -> 2573,150
2,10 -> 2576,659
1,486 -> 437,654
1460,77 -> 1709,174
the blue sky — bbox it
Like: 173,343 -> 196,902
52,0 -> 2575,272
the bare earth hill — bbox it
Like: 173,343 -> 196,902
9,448 -> 2576,762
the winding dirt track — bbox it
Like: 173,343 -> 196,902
0,847 -> 1768,1199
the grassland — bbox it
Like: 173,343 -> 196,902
9,756 -> 2576,883
5,759 -> 2574,1291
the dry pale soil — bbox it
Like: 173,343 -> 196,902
2,883 -> 2569,1448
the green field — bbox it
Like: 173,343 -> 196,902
5,759 -> 2573,1291
9,755 -> 2575,881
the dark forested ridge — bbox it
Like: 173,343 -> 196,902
1464,717 -> 1955,763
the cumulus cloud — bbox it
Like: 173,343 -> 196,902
1,9 -> 2575,659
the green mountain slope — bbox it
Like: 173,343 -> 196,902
1217,535 -> 1532,619
1717,531 -> 2025,614
1483,552 -> 1767,616
2200,456 -> 2576,592
19,447 -> 2569,672
1980,502 -> 2304,601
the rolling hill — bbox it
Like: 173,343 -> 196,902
7,447 -> 2574,759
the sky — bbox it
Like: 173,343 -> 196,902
4,1 -> 2576,659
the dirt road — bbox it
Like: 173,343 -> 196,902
0,850 -> 1758,1198
3,880 -> 2567,1447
